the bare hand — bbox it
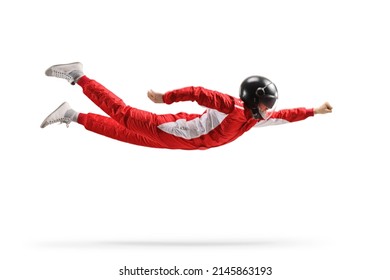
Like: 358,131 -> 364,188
314,102 -> 333,114
147,90 -> 164,103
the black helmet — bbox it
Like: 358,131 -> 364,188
239,75 -> 278,119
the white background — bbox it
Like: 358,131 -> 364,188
1,0 -> 389,279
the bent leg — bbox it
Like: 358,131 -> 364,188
77,76 -> 160,139
78,113 -> 167,148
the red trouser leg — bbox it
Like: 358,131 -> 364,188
77,76 -> 161,140
77,113 -> 166,148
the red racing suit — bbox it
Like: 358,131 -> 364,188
76,76 -> 314,150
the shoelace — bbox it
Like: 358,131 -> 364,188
52,70 -> 73,84
47,117 -> 71,128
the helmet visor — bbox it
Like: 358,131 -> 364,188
258,99 -> 278,120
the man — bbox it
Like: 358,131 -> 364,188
41,62 -> 332,150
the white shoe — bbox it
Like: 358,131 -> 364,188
40,102 -> 77,128
45,62 -> 84,85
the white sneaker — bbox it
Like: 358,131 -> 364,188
45,62 -> 84,85
40,102 -> 77,128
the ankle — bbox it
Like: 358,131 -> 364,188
69,70 -> 84,84
76,75 -> 89,87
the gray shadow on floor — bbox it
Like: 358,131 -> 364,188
37,238 -> 318,249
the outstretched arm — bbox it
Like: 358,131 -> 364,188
254,102 -> 333,127
147,87 -> 235,114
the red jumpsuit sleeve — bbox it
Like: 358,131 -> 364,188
270,107 -> 314,122
254,107 -> 314,127
162,86 -> 235,114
